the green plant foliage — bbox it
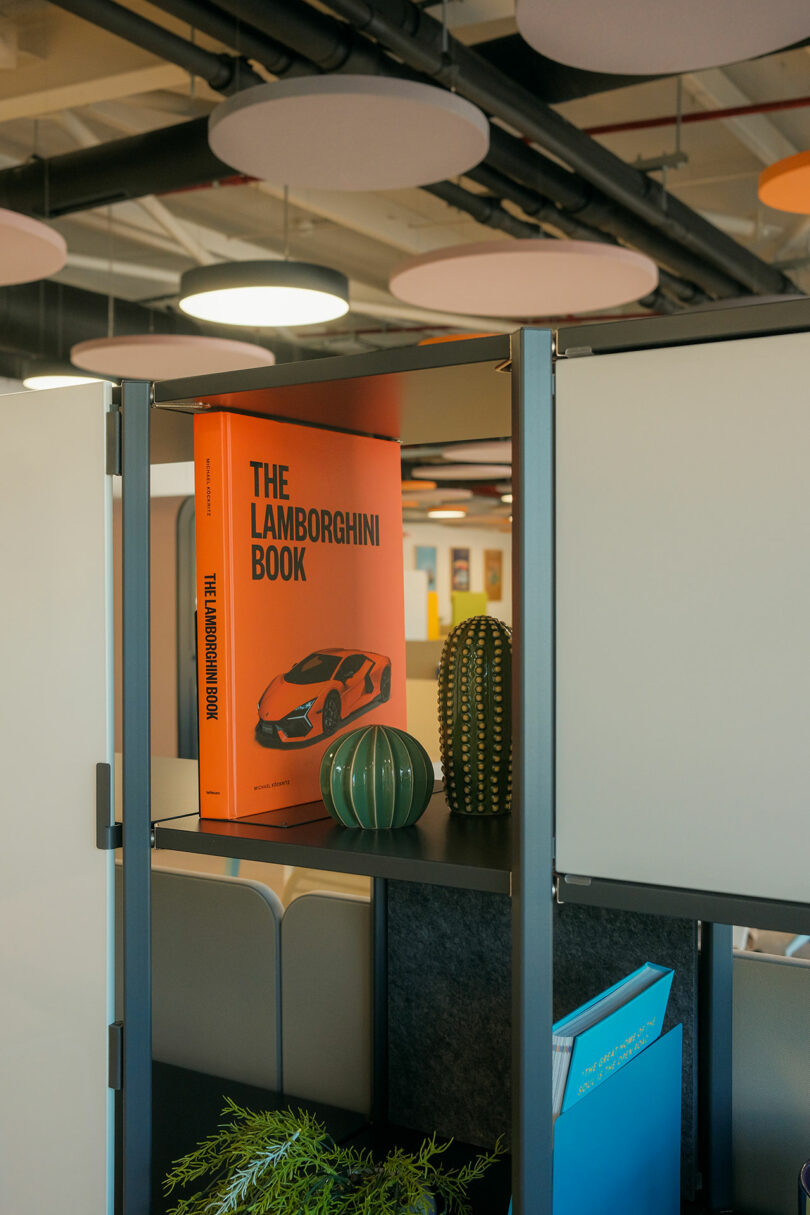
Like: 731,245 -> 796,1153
164,1100 -> 502,1215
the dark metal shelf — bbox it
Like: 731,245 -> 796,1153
557,872 -> 810,935
153,790 -> 512,894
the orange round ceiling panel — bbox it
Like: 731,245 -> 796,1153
758,151 -> 810,215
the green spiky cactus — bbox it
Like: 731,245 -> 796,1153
438,615 -> 512,816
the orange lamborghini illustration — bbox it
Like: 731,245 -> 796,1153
256,648 -> 392,746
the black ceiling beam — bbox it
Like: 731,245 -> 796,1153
0,279 -> 323,367
0,118 -> 226,216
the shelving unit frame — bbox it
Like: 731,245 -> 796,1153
118,331 -> 553,1215
116,300 -> 810,1215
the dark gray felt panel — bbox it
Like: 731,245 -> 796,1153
387,882 -> 512,1148
387,883 -> 698,1196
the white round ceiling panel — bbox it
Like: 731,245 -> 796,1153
403,487 -> 474,502
390,241 -> 659,318
71,334 -> 276,380
443,440 -> 512,463
516,0 -> 810,75
412,463 -> 512,480
0,209 -> 67,285
208,76 -> 490,191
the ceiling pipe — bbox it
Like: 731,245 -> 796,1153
484,127 -> 735,300
424,179 -> 678,315
464,163 -> 708,306
202,0 -> 404,76
313,0 -> 796,298
0,279 -> 321,366
47,0 -> 263,94
586,92 -> 810,137
142,0 -> 316,78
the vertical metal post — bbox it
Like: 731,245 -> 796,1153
511,329 -> 555,1215
121,380 -> 152,1215
371,876 -> 389,1124
698,922 -> 734,1211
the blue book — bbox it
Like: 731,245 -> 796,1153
553,961 -> 673,1115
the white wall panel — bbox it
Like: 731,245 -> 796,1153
0,384 -> 113,1213
556,332 -> 810,902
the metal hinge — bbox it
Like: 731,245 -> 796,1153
561,345 -> 593,359
96,762 -> 122,850
106,407 -> 122,476
108,1021 -> 123,1090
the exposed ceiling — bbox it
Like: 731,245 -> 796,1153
0,0 -> 808,519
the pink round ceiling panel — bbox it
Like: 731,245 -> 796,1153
390,240 -> 659,318
0,209 -> 67,285
71,334 -> 276,380
443,440 -> 512,463
208,76 -> 489,191
411,463 -> 512,480
516,0 -> 810,74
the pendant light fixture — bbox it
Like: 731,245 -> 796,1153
0,209 -> 67,286
390,240 -> 659,319
428,507 -> 467,520
178,260 -> 349,328
23,367 -> 113,391
178,184 -> 349,329
71,333 -> 277,380
208,75 -> 489,192
516,0 -> 810,75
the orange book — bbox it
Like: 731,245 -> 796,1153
194,411 -> 406,819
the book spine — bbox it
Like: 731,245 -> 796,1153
195,413 -> 236,818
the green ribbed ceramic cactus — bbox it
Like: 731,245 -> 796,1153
320,724 -> 434,829
438,615 -> 512,816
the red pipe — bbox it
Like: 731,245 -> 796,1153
584,92 -> 810,136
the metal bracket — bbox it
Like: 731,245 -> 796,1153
633,150 -> 688,173
96,762 -> 122,850
106,408 -> 122,477
108,1021 -> 123,1090
560,345 -> 593,359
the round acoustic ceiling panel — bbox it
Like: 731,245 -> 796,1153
71,334 -> 276,380
515,0 -> 810,75
758,151 -> 810,214
0,209 -> 67,285
412,463 -> 512,481
390,241 -> 659,319
443,440 -> 512,463
404,487 -> 474,502
208,76 -> 490,191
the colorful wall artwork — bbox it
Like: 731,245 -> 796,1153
484,549 -> 503,601
415,544 -> 437,592
451,546 -> 471,593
